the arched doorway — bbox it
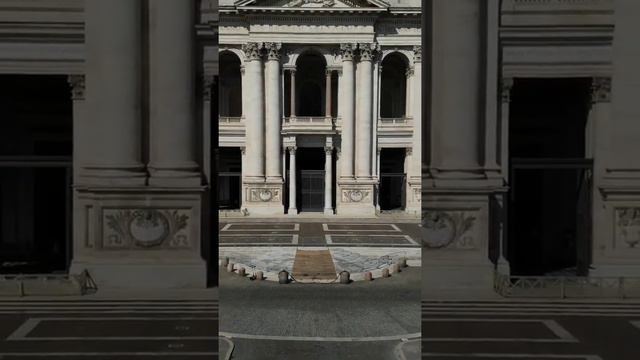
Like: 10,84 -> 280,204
219,51 -> 242,118
295,52 -> 326,117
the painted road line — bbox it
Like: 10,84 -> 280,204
7,317 -> 218,341
422,318 -> 577,343
221,223 -> 299,232
325,234 -> 420,247
321,223 -> 401,232
422,354 -> 603,359
218,332 -> 421,342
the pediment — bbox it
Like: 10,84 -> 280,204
235,0 -> 389,9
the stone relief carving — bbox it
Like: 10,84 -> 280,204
104,209 -> 190,249
616,207 -> 640,248
342,189 -> 369,203
287,0 -> 336,6
422,211 -> 476,249
264,42 -> 282,61
249,188 -> 282,202
340,43 -> 357,61
358,42 -> 379,61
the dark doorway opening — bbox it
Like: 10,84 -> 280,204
295,53 -> 326,117
296,148 -> 325,212
218,147 -> 242,210
0,75 -> 72,274
380,148 -> 406,211
508,78 -> 592,276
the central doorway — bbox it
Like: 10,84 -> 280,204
296,148 -> 325,212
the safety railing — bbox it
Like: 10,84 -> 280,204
494,271 -> 640,299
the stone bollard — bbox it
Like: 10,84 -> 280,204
255,271 -> 264,281
221,257 -> 229,267
278,270 -> 289,284
238,267 -> 246,277
391,263 -> 400,274
339,271 -> 350,284
364,272 -> 373,281
382,268 -> 390,278
398,257 -> 408,268
226,263 -> 234,273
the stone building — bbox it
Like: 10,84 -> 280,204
422,0 -> 640,292
218,0 -> 422,217
0,0 -> 219,289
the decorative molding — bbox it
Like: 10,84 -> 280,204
616,207 -> 640,248
248,187 -> 282,203
103,209 -> 191,249
67,74 -> 85,100
358,42 -> 379,61
422,211 -> 476,250
591,77 -> 611,103
342,189 -> 369,203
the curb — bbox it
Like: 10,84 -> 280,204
220,336 -> 235,360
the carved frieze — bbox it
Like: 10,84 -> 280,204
103,209 -> 191,249
616,207 -> 640,248
248,187 -> 282,203
422,211 -> 476,249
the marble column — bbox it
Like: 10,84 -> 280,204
242,42 -> 265,180
202,75 -> 215,185
339,44 -> 356,179
265,42 -> 282,182
148,0 -> 199,186
290,69 -> 297,118
410,45 -> 422,185
82,0 -> 145,185
324,146 -> 333,215
355,43 -> 376,178
325,69 -> 332,118
405,68 -> 413,118
288,147 -> 297,215
500,78 -> 513,178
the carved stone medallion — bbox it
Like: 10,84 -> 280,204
104,209 -> 190,249
422,211 -> 476,249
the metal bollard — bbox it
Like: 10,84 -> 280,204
238,267 -> 246,277
221,257 -> 229,267
339,271 -> 350,284
364,272 -> 373,281
398,257 -> 408,268
278,270 -> 289,284
382,268 -> 390,278
255,271 -> 264,281
226,263 -> 234,273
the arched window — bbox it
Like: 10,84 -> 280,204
219,51 -> 242,118
295,52 -> 326,117
380,52 -> 410,119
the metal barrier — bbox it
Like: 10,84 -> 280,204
495,271 -> 640,299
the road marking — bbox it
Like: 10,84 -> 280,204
322,223 -> 401,232
7,317 -> 218,341
218,332 -> 421,342
324,234 -> 419,247
221,223 -> 298,232
422,354 -> 602,359
422,318 -> 577,343
0,352 -> 218,357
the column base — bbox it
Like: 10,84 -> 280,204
324,208 -> 334,215
336,181 -> 376,217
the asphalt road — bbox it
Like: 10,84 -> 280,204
220,265 -> 421,360
421,300 -> 640,360
0,299 -> 219,360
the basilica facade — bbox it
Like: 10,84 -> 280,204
218,0 -> 422,217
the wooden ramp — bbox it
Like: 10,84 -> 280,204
292,249 -> 337,283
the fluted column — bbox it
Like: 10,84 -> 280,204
355,43 -> 377,178
339,44 -> 356,179
288,147 -> 297,215
83,0 -> 145,185
410,46 -> 422,182
148,0 -> 199,186
265,42 -> 282,182
324,146 -> 333,215
242,42 -> 265,180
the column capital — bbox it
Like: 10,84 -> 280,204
242,42 -> 264,62
67,74 -> 85,100
405,67 -> 414,78
591,77 -> 612,104
325,68 -> 333,77
240,146 -> 246,155
287,146 -> 297,155
340,43 -> 357,61
358,42 -> 379,62
501,78 -> 514,103
406,147 -> 413,156
413,45 -> 422,63
377,147 -> 382,155
325,146 -> 333,155
264,42 -> 282,61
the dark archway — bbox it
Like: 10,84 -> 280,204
380,52 -> 410,119
295,52 -> 326,117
